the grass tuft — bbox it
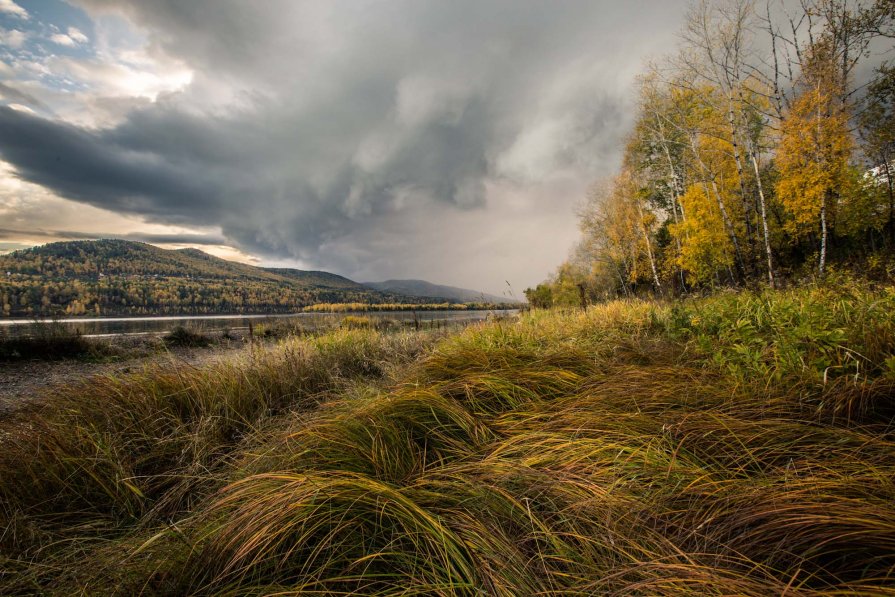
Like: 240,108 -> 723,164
164,325 -> 211,347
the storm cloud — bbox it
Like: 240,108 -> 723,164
0,226 -> 227,246
0,0 -> 687,292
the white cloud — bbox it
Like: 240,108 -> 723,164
6,103 -> 35,114
47,55 -> 193,101
0,28 -> 27,49
0,0 -> 27,19
67,27 -> 89,44
497,116 -> 575,182
21,59 -> 51,76
50,33 -> 77,47
0,20 -> 191,128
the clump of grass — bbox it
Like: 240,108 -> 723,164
0,321 -> 109,361
164,325 -> 211,347
0,334 -> 93,361
340,315 -> 401,331
183,471 -> 483,594
3,278 -> 895,594
340,314 -> 374,329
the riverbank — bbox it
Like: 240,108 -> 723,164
0,340 -> 241,414
0,316 -> 484,413
2,281 -> 894,594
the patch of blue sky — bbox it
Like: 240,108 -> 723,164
1,1 -> 95,96
6,2 -> 92,51
1,0 -> 159,108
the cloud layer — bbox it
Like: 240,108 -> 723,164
0,0 -> 686,293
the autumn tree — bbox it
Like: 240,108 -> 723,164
860,64 -> 895,243
672,83 -> 750,283
678,0 -> 782,285
582,173 -> 664,294
523,284 -> 553,309
775,38 -> 854,274
630,71 -> 693,288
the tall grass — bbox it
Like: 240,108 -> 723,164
2,279 -> 895,594
0,321 -> 109,361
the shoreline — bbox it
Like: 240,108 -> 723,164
0,334 -> 251,415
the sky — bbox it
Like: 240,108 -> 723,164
0,0 -> 689,295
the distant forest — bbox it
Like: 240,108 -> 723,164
527,0 -> 894,307
0,240 -> 434,317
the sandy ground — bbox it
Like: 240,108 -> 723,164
0,338 -> 249,415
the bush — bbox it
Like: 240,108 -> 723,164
164,325 -> 210,347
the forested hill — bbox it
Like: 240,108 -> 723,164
0,240 -> 427,317
264,267 -> 363,290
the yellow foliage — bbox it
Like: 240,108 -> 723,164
671,184 -> 734,283
775,83 -> 853,239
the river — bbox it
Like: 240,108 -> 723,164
0,310 -> 518,338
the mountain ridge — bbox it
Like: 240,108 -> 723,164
364,279 -> 515,304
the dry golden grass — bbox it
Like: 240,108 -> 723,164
2,280 -> 895,594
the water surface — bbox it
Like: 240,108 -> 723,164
0,310 -> 516,338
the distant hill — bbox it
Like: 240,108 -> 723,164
0,240 -> 428,317
263,267 -> 363,290
364,279 -> 515,304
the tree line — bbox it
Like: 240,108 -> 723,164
526,0 -> 894,308
0,276 -> 412,317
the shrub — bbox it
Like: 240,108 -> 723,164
164,325 -> 211,347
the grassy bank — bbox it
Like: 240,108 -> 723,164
0,314 -> 473,363
302,302 -> 513,312
2,281 -> 895,594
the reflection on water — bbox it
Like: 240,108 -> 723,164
0,310 -> 517,338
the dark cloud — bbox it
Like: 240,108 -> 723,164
0,227 -> 226,246
0,83 -> 51,113
0,1 -> 688,291
0,107 -> 220,222
122,232 -> 228,246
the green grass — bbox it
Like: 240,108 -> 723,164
2,280 -> 895,594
